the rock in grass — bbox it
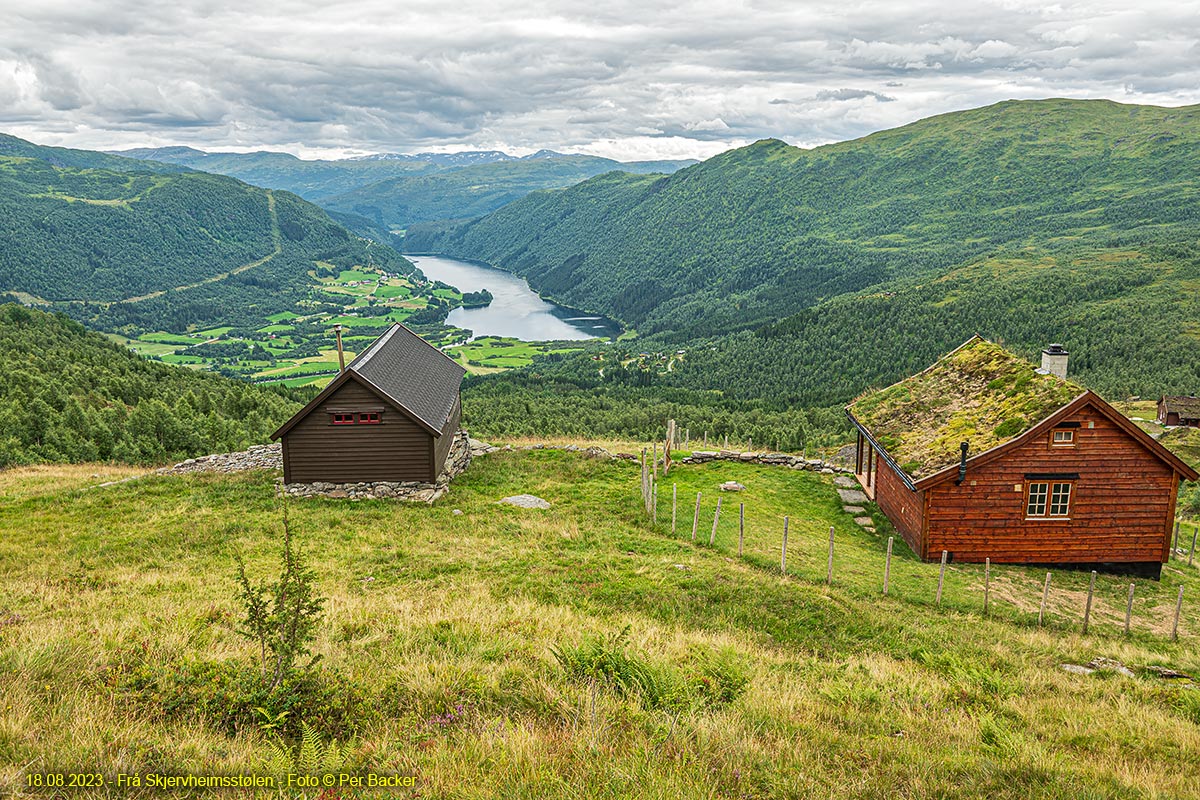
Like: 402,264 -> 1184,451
843,505 -> 866,514
834,475 -> 859,488
1060,664 -> 1094,675
838,488 -> 869,505
719,481 -> 746,492
498,494 -> 551,509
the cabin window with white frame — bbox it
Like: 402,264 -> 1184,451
1051,429 -> 1075,446
1026,481 -> 1072,518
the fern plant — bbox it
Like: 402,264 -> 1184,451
262,722 -> 354,779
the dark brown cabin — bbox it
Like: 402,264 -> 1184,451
846,337 -> 1198,578
1158,396 -> 1200,428
271,323 -> 466,484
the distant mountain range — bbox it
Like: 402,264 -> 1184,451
108,145 -> 696,233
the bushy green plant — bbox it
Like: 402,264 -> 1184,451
234,506 -> 324,690
108,655 -> 376,740
553,628 -> 749,712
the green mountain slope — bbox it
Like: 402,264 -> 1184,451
0,133 -> 188,174
325,154 -> 697,231
407,99 -> 1200,341
0,136 -> 417,333
0,304 -> 299,466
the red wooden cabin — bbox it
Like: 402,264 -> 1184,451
847,337 -> 1197,577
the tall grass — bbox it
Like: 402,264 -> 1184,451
1,450 -> 1198,798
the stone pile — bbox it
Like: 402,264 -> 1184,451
161,443 -> 282,474
679,450 -> 852,474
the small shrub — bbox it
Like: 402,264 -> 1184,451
234,505 -> 324,690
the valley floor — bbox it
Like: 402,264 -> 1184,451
1,448 -> 1199,798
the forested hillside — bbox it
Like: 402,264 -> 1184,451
408,99 -> 1200,343
0,133 -> 188,174
0,305 -> 299,466
0,136 -> 417,334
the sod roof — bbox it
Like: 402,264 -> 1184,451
1160,395 -> 1200,421
848,336 -> 1085,480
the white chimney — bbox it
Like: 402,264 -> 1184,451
1041,344 -> 1068,379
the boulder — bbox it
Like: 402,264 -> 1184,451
853,516 -> 874,527
498,494 -> 551,509
837,488 -> 869,505
719,481 -> 746,492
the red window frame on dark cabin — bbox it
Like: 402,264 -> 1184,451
331,412 -> 356,425
358,412 -> 381,424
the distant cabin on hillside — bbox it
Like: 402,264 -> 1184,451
271,323 -> 466,484
1158,396 -> 1200,428
846,337 -> 1197,578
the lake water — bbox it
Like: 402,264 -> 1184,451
408,254 -> 620,342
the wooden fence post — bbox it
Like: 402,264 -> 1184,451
684,428 -> 689,448
1172,586 -> 1184,641
672,484 -> 677,533
984,558 -> 991,616
652,478 -> 657,525
710,497 -> 722,546
781,516 -> 789,574
1190,524 -> 1197,567
1125,583 -> 1135,635
703,431 -> 708,447
724,433 -> 729,449
1172,520 -> 1180,560
826,526 -> 835,585
691,492 -> 701,542
638,448 -> 648,510
1038,572 -> 1052,627
883,536 -> 893,596
936,550 -> 948,606
1082,570 -> 1096,634
748,436 -> 753,452
652,441 -> 658,480
738,503 -> 745,557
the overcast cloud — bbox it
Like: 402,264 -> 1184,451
3,0 -> 1200,160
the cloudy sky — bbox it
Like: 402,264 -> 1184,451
3,0 -> 1199,161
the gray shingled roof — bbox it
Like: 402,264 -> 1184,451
347,323 -> 465,433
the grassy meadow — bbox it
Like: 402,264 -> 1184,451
2,448 -> 1199,798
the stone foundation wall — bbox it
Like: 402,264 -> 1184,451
280,430 -> 486,503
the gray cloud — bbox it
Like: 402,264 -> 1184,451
2,0 -> 1199,160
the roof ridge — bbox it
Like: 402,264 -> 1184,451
347,323 -> 401,372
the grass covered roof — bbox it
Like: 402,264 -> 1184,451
848,337 -> 1084,479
